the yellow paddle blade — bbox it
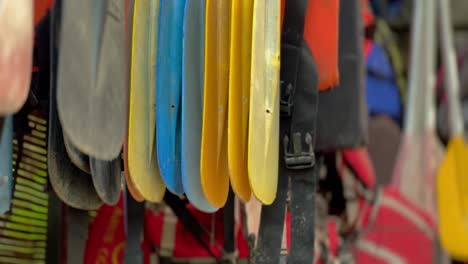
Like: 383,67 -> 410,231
128,0 -> 166,202
201,0 -> 232,208
437,137 -> 468,260
148,0 -> 158,161
227,0 -> 254,202
248,0 -> 280,205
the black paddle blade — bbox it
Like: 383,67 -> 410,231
48,97 -> 103,210
63,133 -> 90,174
48,0 -> 102,210
89,156 -> 122,205
315,0 -> 368,151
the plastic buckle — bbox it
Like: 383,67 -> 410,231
283,132 -> 315,170
280,82 -> 294,117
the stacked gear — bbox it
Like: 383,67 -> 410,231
2,0 -> 468,263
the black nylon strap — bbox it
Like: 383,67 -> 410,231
281,0 -> 309,46
223,190 -> 236,263
66,207 -> 90,264
283,43 -> 319,264
256,0 -> 320,263
289,166 -> 319,263
286,42 -> 319,264
123,185 -> 144,263
255,156 -> 288,263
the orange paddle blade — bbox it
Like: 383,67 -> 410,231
304,0 -> 339,91
123,142 -> 145,202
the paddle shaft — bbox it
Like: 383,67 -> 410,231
439,0 -> 465,137
403,0 -> 426,135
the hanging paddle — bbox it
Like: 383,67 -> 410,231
314,0 -> 367,152
437,0 -> 468,259
49,0 -> 102,210
122,0 -> 145,203
256,0 -> 320,262
89,156 -> 122,206
49,70 -> 103,210
63,134 -> 90,174
57,0 -> 126,160
391,0 -> 441,217
420,1 -> 444,219
123,141 -> 144,203
227,0 -> 254,203
0,0 -> 33,115
304,0 -> 339,91
181,0 -> 217,212
63,131 -> 122,205
201,0 -> 232,208
128,0 -> 165,203
248,0 -> 281,205
155,0 -> 186,195
0,116 -> 13,214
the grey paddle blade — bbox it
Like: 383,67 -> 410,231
49,0 -> 102,210
63,133 -> 90,174
57,0 -> 126,160
314,0 -> 368,151
89,155 -> 122,205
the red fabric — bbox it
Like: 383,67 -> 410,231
280,0 -> 341,91
84,193 -> 126,264
143,204 -> 249,260
342,148 -> 376,187
327,221 -> 339,257
362,0 -> 375,27
304,0 -> 340,91
353,187 -> 436,263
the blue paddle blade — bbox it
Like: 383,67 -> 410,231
156,0 -> 186,194
181,0 -> 217,212
0,116 -> 13,214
